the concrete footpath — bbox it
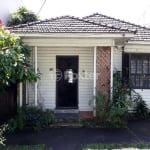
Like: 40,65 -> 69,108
5,120 -> 150,150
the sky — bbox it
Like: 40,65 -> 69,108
22,0 -> 150,26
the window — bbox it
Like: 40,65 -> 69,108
130,54 -> 150,89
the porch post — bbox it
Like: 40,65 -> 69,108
19,82 -> 23,107
25,81 -> 28,104
34,46 -> 38,106
110,42 -> 114,101
93,46 -> 97,117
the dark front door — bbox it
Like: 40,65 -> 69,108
56,56 -> 78,109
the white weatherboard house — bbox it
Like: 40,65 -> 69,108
12,13 -> 150,118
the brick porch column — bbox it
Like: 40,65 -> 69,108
96,47 -> 111,97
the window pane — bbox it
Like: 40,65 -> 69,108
137,59 -> 142,74
148,75 -> 150,88
143,57 -> 148,74
139,75 -> 144,88
131,58 -> 136,74
135,75 -> 140,88
144,75 -> 150,88
131,75 -> 136,87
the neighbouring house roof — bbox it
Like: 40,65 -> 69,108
11,15 -> 132,33
83,13 -> 150,41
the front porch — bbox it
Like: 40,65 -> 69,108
18,44 -> 113,118
15,27 -> 133,119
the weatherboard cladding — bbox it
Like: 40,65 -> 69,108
12,16 -> 131,33
83,13 -> 150,41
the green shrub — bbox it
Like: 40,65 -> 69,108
23,107 -> 54,131
16,108 -> 26,130
80,119 -> 99,128
107,102 -> 128,127
8,7 -> 39,26
7,108 -> 26,132
106,72 -> 132,127
96,92 -> 109,123
89,71 -> 150,128
0,124 -> 7,146
0,19 -> 40,92
7,106 -> 54,132
7,118 -> 18,133
133,92 -> 149,118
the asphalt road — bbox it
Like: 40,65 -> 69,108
5,120 -> 150,150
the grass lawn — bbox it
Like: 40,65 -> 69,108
0,144 -> 52,150
83,143 -> 150,150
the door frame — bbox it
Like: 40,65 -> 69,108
56,55 -> 79,109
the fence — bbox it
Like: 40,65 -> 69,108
0,84 -> 17,123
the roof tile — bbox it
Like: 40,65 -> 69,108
11,15 -> 131,33
83,13 -> 150,41
11,13 -> 150,41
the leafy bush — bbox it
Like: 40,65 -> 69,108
7,108 -> 26,132
23,107 -> 54,131
0,20 -> 39,91
107,102 -> 128,127
133,92 -> 149,118
0,124 -> 7,146
8,7 -> 38,26
7,107 -> 54,132
80,119 -> 99,128
93,72 -> 131,127
106,72 -> 132,127
90,71 -> 150,128
96,92 -> 109,123
113,72 -> 132,107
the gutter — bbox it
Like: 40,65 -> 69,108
14,32 -> 134,39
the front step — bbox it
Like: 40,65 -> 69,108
55,113 -> 79,120
54,109 -> 79,114
53,109 -> 80,127
54,109 -> 79,120
51,122 -> 81,127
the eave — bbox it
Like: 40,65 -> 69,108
127,40 -> 150,45
15,32 -> 134,39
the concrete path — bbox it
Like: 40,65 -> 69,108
5,120 -> 150,150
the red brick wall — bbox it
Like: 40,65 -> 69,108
79,111 -> 93,119
96,47 -> 111,96
79,47 -> 111,119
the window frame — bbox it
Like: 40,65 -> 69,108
129,53 -> 150,89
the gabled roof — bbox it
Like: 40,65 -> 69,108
83,13 -> 150,41
11,15 -> 132,33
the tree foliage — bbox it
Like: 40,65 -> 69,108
8,7 -> 38,26
0,21 -> 39,91
0,124 -> 7,146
